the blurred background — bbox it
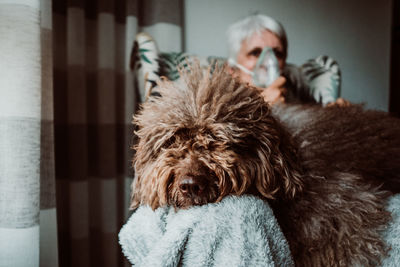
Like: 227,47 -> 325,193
184,0 -> 395,112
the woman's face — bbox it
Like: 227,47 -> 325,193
235,29 -> 286,85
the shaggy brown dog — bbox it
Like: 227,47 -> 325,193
131,64 -> 400,267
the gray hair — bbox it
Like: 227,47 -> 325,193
226,14 -> 288,63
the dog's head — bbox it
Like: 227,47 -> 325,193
131,63 -> 303,210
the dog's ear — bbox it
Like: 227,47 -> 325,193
130,159 -> 173,210
130,94 -> 180,210
238,119 -> 304,200
130,127 -> 176,210
129,163 -> 160,210
267,127 -> 304,199
130,172 -> 146,210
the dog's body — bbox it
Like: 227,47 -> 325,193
271,104 -> 399,266
131,65 -> 400,266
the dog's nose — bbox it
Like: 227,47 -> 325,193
179,176 -> 206,196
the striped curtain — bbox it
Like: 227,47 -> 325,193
0,0 -> 57,267
53,0 -> 183,267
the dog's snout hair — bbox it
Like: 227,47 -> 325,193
168,155 -> 219,208
178,176 -> 205,197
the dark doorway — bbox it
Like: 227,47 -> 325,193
390,0 -> 400,116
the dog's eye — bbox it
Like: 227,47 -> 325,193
175,128 -> 190,138
162,128 -> 192,150
169,173 -> 175,183
162,135 -> 176,149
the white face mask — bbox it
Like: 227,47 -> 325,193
229,46 -> 280,88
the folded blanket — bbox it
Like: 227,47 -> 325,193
381,194 -> 400,267
119,194 -> 400,267
119,195 -> 294,267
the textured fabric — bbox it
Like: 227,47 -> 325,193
381,194 -> 400,267
301,55 -> 341,105
139,0 -> 183,26
139,0 -> 183,52
39,1 -> 59,266
53,1 -> 183,266
0,1 -> 48,266
0,0 -> 58,266
0,118 -> 41,228
119,195 -> 294,267
120,194 -> 400,267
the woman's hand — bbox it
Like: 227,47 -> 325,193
258,76 -> 287,104
326,97 -> 351,107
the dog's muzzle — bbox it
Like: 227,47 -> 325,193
179,175 -> 207,199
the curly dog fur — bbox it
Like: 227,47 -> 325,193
131,64 -> 400,266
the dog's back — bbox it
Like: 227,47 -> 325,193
270,104 -> 400,266
273,103 -> 400,193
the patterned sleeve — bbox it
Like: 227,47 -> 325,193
283,55 -> 341,105
282,63 -> 317,104
301,55 -> 341,105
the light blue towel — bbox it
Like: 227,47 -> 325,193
119,194 -> 400,267
119,195 -> 294,267
381,194 -> 400,267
